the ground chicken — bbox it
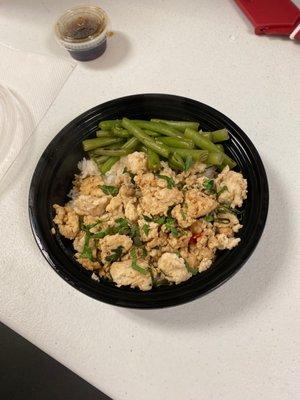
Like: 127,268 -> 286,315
185,189 -> 218,218
53,150 -> 247,291
136,172 -> 183,215
72,195 -> 109,217
75,253 -> 101,271
73,231 -> 85,252
164,231 -> 192,251
157,253 -> 191,284
171,204 -> 195,228
124,152 -> 148,174
124,200 -> 139,221
213,212 -> 242,236
146,233 -> 168,250
110,259 -> 152,291
209,234 -> 240,250
98,234 -> 133,264
78,175 -> 105,197
138,219 -> 159,242
53,205 -> 79,239
215,166 -> 247,208
105,196 -> 124,217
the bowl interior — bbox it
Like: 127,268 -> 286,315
29,94 -> 268,308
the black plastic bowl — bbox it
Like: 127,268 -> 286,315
29,94 -> 268,308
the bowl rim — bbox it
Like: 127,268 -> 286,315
28,93 -> 269,309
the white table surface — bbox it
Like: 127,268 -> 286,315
1,1 -> 299,399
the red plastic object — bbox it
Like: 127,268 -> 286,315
235,0 -> 300,41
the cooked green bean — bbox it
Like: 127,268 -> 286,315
147,148 -> 161,171
168,152 -> 185,171
93,155 -> 109,164
82,137 -> 123,152
216,144 -> 224,152
211,128 -> 229,142
200,132 -> 212,141
151,119 -> 199,132
104,141 -> 126,149
93,148 -> 132,157
99,137 -> 139,174
156,136 -> 194,149
143,138 -> 170,158
93,119 -> 236,173
201,129 -> 229,143
99,120 -> 121,130
122,136 -> 139,150
112,126 -> 131,138
143,129 -> 161,138
100,156 -> 120,174
96,130 -> 111,138
169,147 -> 208,162
122,118 -> 170,158
206,152 -> 224,166
131,120 -> 182,138
184,128 -> 236,168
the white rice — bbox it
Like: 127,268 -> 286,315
78,158 -> 100,178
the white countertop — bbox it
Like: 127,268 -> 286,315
1,1 -> 299,399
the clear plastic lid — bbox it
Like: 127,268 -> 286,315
54,5 -> 109,51
0,84 -> 34,181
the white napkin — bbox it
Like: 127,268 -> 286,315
0,44 -> 75,180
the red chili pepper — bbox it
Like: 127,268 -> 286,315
189,232 -> 203,244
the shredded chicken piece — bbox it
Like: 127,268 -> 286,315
185,189 -> 218,218
78,175 -> 105,197
72,195 -> 109,217
124,152 -> 148,174
75,254 -> 101,271
98,234 -> 133,264
53,205 -> 79,239
215,166 -> 247,208
110,259 -> 152,291
157,253 -> 191,284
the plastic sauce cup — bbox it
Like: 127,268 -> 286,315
54,5 -> 109,61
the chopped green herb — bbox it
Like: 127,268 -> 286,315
91,226 -> 114,239
130,248 -> 148,275
184,155 -> 194,172
184,260 -> 198,276
153,216 -> 167,225
114,218 -> 131,235
80,232 -> 94,261
164,217 -> 180,237
215,217 -> 231,224
141,246 -> 148,258
217,204 -> 243,215
105,246 -> 124,263
203,179 -> 216,194
204,214 -> 214,222
131,224 -> 142,246
143,224 -> 150,236
152,278 -> 169,287
180,209 -> 187,221
156,174 -> 175,189
81,220 -> 101,231
114,218 -> 142,246
100,185 -> 119,196
217,185 -> 228,195
143,215 -> 152,222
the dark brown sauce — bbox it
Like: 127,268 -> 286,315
64,15 -> 104,41
68,40 -> 107,61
